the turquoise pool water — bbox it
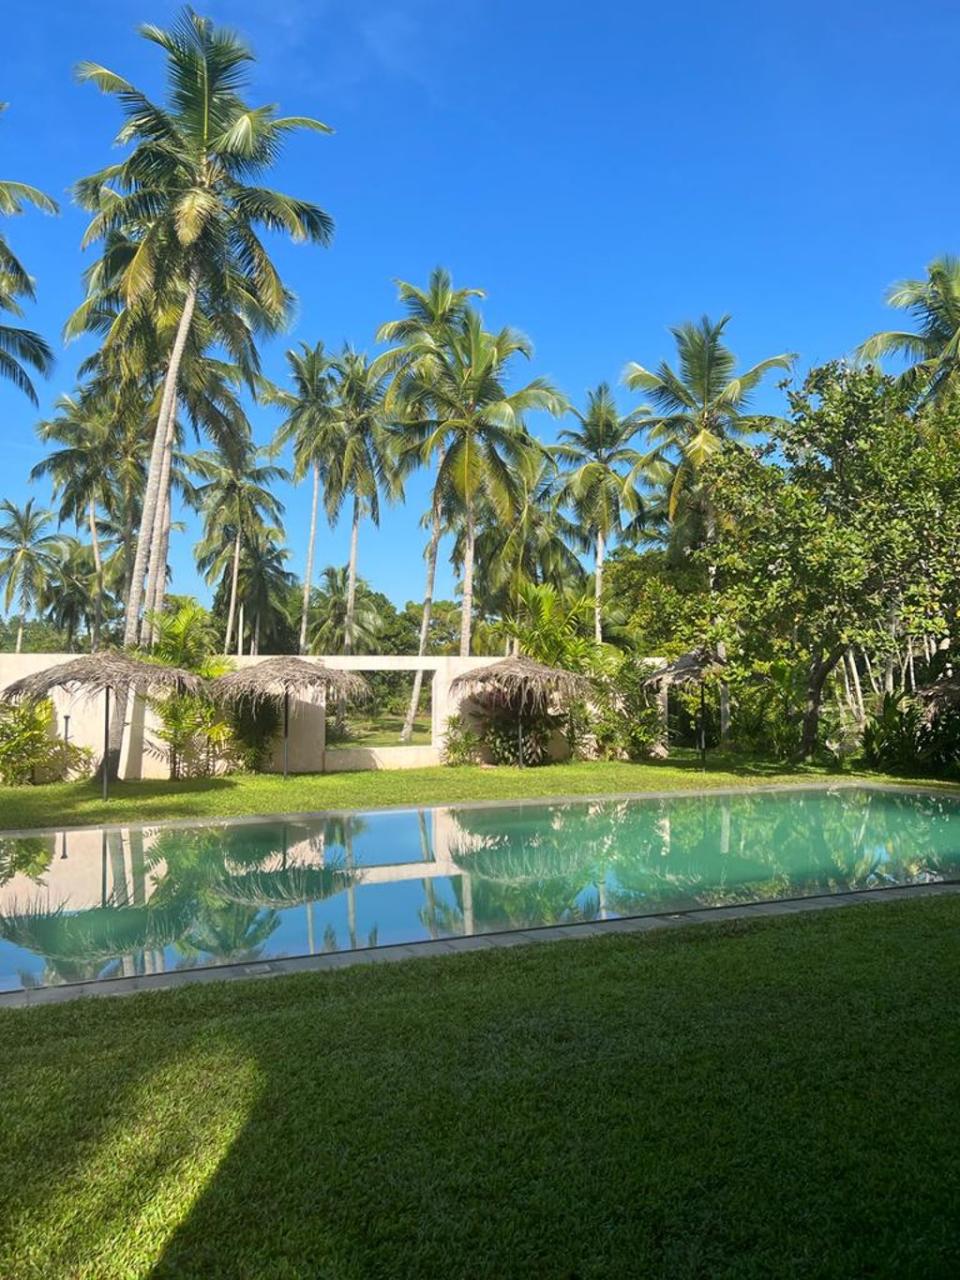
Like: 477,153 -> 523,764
1,785 -> 958,992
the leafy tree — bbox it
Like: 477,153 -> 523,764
623,314 -> 794,737
707,364 -> 960,757
73,8 -> 333,646
0,103 -> 57,403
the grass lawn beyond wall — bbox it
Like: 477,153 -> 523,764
1,896 -> 959,1278
1,753 -> 958,831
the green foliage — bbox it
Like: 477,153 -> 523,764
441,715 -> 483,766
0,699 -> 91,786
587,652 -> 665,760
861,693 -> 960,773
483,711 -> 558,767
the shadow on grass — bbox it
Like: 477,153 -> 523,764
3,900 -> 960,1278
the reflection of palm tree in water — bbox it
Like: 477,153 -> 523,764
177,901 -> 280,967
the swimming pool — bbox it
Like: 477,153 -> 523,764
1,785 -> 958,992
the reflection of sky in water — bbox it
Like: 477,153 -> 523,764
3,787 -> 960,992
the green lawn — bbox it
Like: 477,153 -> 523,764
326,711 -> 432,749
0,753 -> 956,831
1,896 -> 958,1278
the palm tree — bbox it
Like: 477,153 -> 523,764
0,500 -> 63,652
266,341 -> 338,653
388,311 -> 566,655
324,350 -> 397,655
376,269 -> 484,737
455,452 -> 585,637
41,538 -> 100,650
623,315 -> 794,540
553,384 -> 652,642
858,256 -> 960,399
309,566 -> 384,654
31,393 -> 119,647
73,9 -> 333,647
193,441 -> 287,654
0,103 -> 58,403
236,528 -> 296,654
623,317 -> 793,740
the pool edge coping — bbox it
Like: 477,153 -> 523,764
3,878 -> 959,1010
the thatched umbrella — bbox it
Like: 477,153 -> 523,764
0,899 -> 194,964
212,864 -> 355,909
450,656 -> 593,767
1,652 -> 204,799
213,656 -> 370,777
643,648 -> 725,767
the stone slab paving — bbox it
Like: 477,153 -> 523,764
2,879 -> 958,1010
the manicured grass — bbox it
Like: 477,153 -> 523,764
0,752 -> 956,832
326,711 -> 432,749
2,896 -> 959,1278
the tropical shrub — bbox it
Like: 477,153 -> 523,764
483,710 -> 558,767
588,654 -> 664,760
0,699 -> 92,785
441,714 -> 483,766
861,693 -> 960,772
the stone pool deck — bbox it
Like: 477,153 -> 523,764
3,878 -> 958,1010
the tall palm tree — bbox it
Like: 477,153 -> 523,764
266,341 -> 338,653
455,452 -> 585,636
376,268 -> 485,737
31,393 -> 119,647
623,315 -> 794,539
858,256 -> 960,399
73,9 -> 333,647
0,500 -> 63,652
388,311 -> 566,655
0,103 -> 58,403
41,538 -> 99,650
553,383 -> 653,642
193,440 -> 287,654
309,566 -> 384,655
623,315 -> 793,739
236,528 -> 295,654
324,349 -> 397,655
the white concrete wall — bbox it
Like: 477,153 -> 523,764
0,653 -> 502,779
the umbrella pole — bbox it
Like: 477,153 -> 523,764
102,685 -> 110,801
283,690 -> 290,779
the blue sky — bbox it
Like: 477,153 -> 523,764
2,0 -> 957,608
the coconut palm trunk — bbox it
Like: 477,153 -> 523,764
122,271 -> 199,649
299,463 -> 321,654
594,526 -> 605,645
15,617 -> 23,654
223,530 -> 242,655
87,499 -> 103,651
459,505 -> 476,657
401,509 -> 442,743
344,494 -> 361,656
141,414 -> 177,644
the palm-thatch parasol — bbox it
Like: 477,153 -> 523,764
1,652 -> 204,799
0,899 -> 194,964
212,657 -> 370,777
450,655 -> 593,767
643,648 -> 726,767
212,863 -> 355,908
